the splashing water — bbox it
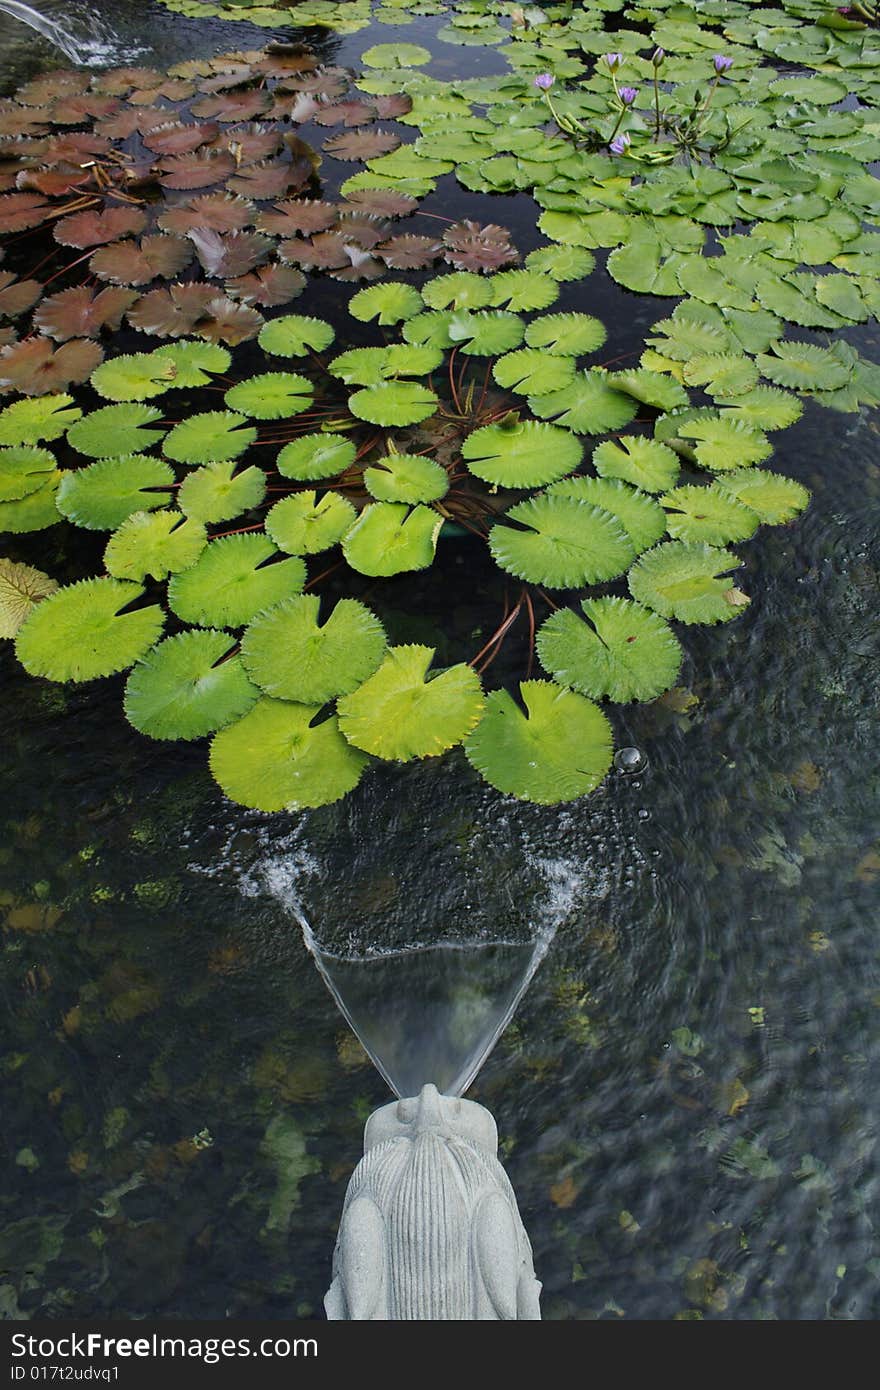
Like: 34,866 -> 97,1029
0,0 -> 143,65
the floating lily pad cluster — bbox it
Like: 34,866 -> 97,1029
1,0 -> 878,811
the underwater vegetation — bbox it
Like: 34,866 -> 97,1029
1,0 -> 879,811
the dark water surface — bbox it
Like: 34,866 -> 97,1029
1,0 -> 879,1322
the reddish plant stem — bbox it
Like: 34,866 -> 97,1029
524,591 -> 536,680
304,560 -> 343,591
209,523 -> 264,538
470,593 -> 524,671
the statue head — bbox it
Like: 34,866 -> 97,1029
364,1083 -> 499,1155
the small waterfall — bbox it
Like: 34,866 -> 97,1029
0,0 -> 143,66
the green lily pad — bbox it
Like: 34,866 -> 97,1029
337,644 -> 484,761
343,503 -> 442,577
672,416 -> 774,472
15,577 -> 164,682
683,353 -> 760,398
223,373 -> 314,419
152,340 -> 232,389
547,476 -> 667,554
525,244 -> 596,282
124,629 -> 259,741
210,697 -> 368,811
257,314 -> 334,357
464,679 -> 613,804
0,395 -> 81,446
364,453 -> 449,504
0,473 -> 62,533
241,594 -> 387,703
462,419 -> 582,489
348,381 -> 438,426
661,485 -> 760,545
523,313 -> 607,356
529,370 -> 638,435
67,404 -> 166,459
755,340 -> 851,391
265,489 -> 356,555
90,352 -> 179,402
0,446 -> 57,503
537,597 -> 683,703
362,42 -> 432,68
349,282 -> 424,325
488,269 -> 559,313
276,433 -> 357,481
104,510 -> 207,582
592,436 -> 680,493
446,309 -> 525,356
163,411 -> 257,465
167,535 -> 306,628
489,494 -> 634,589
713,468 -> 811,524
628,542 -> 748,624
492,350 -> 576,397
177,461 -> 266,524
421,272 -> 494,311
56,455 -> 173,530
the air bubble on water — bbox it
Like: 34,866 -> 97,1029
614,746 -> 647,775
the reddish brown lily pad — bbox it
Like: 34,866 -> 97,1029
143,121 -> 220,156
16,72 -> 90,106
375,234 -> 444,270
44,131 -> 112,163
126,284 -> 263,345
322,128 -> 401,161
442,220 -> 519,273
341,187 -> 418,218
226,159 -> 308,200
255,198 -> 337,236
126,282 -> 215,337
336,213 -> 392,249
0,105 -> 52,138
225,263 -> 305,307
278,231 -> 351,270
187,228 -> 271,278
192,91 -> 273,121
311,100 -> 378,128
0,273 -> 41,320
0,191 -> 53,234
0,336 -> 103,395
89,234 -> 193,286
33,285 -> 138,341
54,205 -> 147,249
50,95 -> 121,125
159,149 -> 236,190
374,94 -> 414,120
15,167 -> 93,196
157,192 -> 256,235
217,125 -> 282,163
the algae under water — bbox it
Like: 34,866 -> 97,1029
0,0 -> 879,1321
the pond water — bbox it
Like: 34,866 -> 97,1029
1,0 -> 879,1322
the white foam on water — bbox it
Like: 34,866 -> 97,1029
0,1 -> 144,65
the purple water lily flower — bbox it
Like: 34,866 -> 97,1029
604,52 -> 623,70
619,86 -> 639,105
713,54 -> 733,73
533,73 -> 555,91
609,133 -> 631,155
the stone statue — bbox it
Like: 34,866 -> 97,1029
325,1083 -> 541,1320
